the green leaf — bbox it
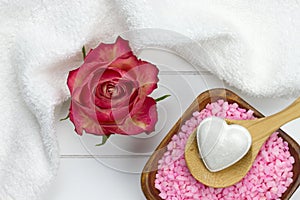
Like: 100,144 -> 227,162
155,94 -> 171,102
60,114 -> 69,121
95,134 -> 111,146
82,46 -> 86,60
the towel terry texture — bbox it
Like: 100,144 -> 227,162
0,0 -> 299,199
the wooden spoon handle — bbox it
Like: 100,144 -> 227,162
250,97 -> 300,139
266,96 -> 300,127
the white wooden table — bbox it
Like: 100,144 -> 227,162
43,49 -> 300,200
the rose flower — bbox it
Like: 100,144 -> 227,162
67,37 -> 159,136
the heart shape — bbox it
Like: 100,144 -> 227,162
197,117 -> 252,172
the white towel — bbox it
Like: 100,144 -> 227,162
0,0 -> 299,199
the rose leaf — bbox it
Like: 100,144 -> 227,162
95,134 -> 112,146
60,114 -> 69,121
155,94 -> 171,102
82,46 -> 86,60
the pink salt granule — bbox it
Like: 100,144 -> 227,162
155,100 -> 294,200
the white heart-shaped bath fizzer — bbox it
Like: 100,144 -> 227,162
197,117 -> 252,172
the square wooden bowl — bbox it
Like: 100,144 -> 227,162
141,88 -> 300,200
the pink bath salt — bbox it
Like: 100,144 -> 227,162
155,101 -> 295,200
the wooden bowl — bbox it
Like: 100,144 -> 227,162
141,88 -> 300,200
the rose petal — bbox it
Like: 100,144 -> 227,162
71,65 -> 117,107
97,97 -> 157,135
99,68 -> 122,81
67,68 -> 79,94
94,79 -> 138,109
121,97 -> 158,134
123,61 -> 159,96
108,52 -> 140,72
96,106 -> 128,122
132,97 -> 158,133
69,100 -> 105,135
71,62 -> 106,94
84,36 -> 132,64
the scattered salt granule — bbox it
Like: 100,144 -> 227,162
155,100 -> 294,200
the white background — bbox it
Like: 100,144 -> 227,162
43,49 -> 299,200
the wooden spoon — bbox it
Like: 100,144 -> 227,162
185,97 -> 300,188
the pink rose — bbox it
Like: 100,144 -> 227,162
67,37 -> 159,136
